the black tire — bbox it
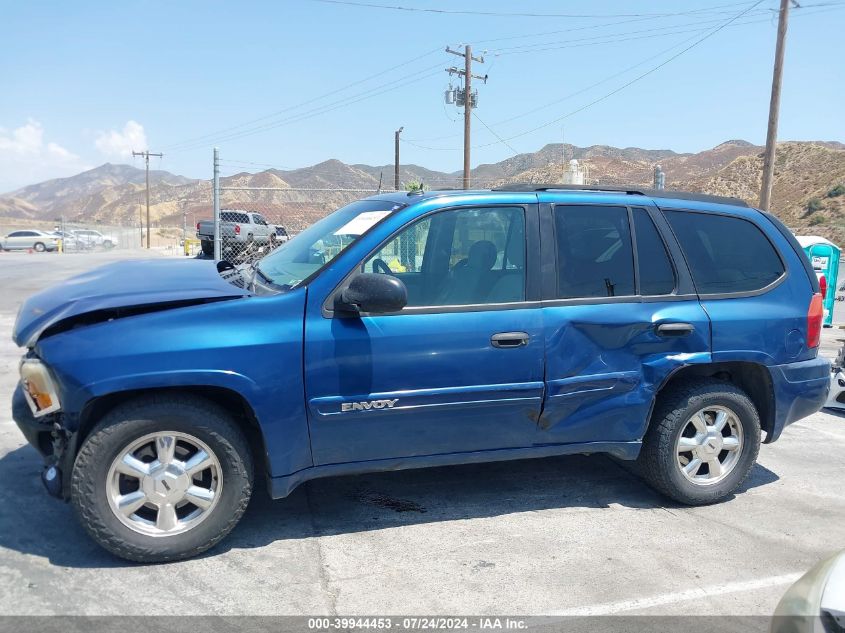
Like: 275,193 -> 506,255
201,239 -> 214,257
103,240 -> 114,249
33,242 -> 46,252
70,394 -> 253,563
637,379 -> 761,505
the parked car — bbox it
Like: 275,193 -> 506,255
196,210 -> 278,257
772,550 -> 844,632
0,230 -> 60,252
12,185 -> 830,562
71,229 -> 118,249
51,230 -> 84,251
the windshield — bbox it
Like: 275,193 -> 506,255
256,199 -> 405,289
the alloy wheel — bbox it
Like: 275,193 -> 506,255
675,405 -> 744,486
106,431 -> 222,537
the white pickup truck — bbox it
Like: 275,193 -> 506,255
196,210 -> 278,257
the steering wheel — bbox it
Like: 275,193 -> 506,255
371,258 -> 392,275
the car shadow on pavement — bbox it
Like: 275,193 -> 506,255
0,442 -> 780,567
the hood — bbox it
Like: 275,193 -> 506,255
13,259 -> 251,347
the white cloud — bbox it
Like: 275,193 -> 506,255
0,119 -> 46,156
0,119 -> 90,192
94,120 -> 147,159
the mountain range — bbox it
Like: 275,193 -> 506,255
2,139 -> 844,242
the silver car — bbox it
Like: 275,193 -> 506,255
52,231 -> 84,251
0,230 -> 60,252
70,229 -> 118,249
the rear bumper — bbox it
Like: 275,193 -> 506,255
766,356 -> 831,442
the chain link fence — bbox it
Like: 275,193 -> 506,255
198,153 -> 671,266
205,183 -> 383,264
0,219 -> 146,254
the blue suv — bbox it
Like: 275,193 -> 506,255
11,185 -> 830,562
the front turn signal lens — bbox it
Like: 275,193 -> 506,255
19,359 -> 61,417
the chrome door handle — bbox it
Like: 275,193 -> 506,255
491,331 -> 529,348
656,322 -> 695,337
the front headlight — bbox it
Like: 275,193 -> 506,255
19,358 -> 62,417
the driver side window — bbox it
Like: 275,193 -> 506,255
362,206 -> 525,307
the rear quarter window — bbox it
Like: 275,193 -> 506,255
221,211 -> 250,223
663,210 -> 785,294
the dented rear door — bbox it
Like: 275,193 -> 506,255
535,196 -> 711,447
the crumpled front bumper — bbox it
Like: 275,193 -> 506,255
11,383 -> 73,499
12,383 -> 53,456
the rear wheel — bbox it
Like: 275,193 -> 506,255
638,380 -> 761,505
70,395 -> 253,562
103,240 -> 114,249
201,239 -> 214,257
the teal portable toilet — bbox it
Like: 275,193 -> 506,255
797,235 -> 840,327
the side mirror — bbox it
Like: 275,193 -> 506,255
339,273 -> 407,314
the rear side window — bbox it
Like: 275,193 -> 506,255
221,211 -> 249,223
554,205 -> 635,298
633,208 -> 675,295
664,211 -> 784,294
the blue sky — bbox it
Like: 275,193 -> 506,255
1,0 -> 843,191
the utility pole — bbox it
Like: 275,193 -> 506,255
132,149 -> 163,248
446,45 -> 487,189
759,0 -> 792,211
394,126 -> 403,191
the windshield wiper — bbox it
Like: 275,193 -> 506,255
247,261 -> 285,294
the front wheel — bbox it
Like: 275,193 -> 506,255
33,242 -> 46,252
637,380 -> 761,505
70,395 -> 253,562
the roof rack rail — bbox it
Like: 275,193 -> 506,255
490,184 -> 749,208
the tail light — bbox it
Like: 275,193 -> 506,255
807,292 -> 823,348
234,225 -> 241,235
818,274 -> 827,299
196,222 -> 200,231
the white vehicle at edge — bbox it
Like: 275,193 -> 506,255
772,550 -> 845,633
70,229 -> 118,249
0,230 -> 60,252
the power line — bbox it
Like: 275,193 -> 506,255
472,112 -> 519,155
403,2 -> 840,146
168,65 -> 446,153
308,0 -> 756,19
476,0 -> 767,149
469,2 -> 768,45
162,47 -> 442,152
405,0 -> 787,154
490,4 -> 839,56
488,11 -> 774,53
406,30 -> 725,146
